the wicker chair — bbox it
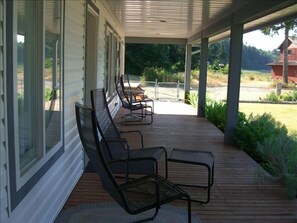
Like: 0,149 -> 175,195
75,103 -> 192,223
91,88 -> 167,177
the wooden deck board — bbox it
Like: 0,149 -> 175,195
62,105 -> 297,222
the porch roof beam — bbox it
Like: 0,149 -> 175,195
125,37 -> 187,45
188,1 -> 297,44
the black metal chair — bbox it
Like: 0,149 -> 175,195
91,88 -> 167,177
115,76 -> 153,125
122,74 -> 154,113
75,102 -> 192,223
122,74 -> 147,101
91,87 -> 143,146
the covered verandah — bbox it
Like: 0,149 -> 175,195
61,102 -> 297,222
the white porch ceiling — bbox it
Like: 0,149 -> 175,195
100,0 -> 297,44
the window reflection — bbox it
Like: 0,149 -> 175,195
44,1 -> 62,152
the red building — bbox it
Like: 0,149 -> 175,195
268,37 -> 297,83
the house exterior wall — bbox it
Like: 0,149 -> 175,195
1,0 -> 125,222
271,65 -> 297,83
2,1 -> 85,222
280,47 -> 297,61
93,0 -> 125,116
271,39 -> 297,83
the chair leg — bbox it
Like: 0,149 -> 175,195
187,196 -> 192,223
120,106 -> 153,125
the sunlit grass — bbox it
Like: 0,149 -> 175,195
239,103 -> 297,133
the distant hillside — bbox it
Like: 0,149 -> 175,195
125,41 -> 278,75
212,40 -> 278,71
241,45 -> 278,71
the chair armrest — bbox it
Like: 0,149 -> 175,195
120,130 -> 144,148
108,157 -> 158,181
105,138 -> 129,149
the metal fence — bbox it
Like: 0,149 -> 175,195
131,79 -> 282,102
130,80 -> 186,101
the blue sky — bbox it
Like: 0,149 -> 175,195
243,30 -> 285,51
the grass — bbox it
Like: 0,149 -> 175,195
191,69 -> 271,87
239,103 -> 297,133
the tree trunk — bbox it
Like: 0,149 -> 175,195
283,26 -> 289,84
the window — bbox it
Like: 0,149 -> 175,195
104,24 -> 121,97
7,0 -> 64,210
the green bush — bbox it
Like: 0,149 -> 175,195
45,87 -> 54,101
141,67 -> 160,81
235,113 -> 288,163
205,100 -> 226,132
235,112 -> 297,198
257,132 -> 297,198
205,99 -> 247,133
186,91 -> 198,107
263,90 -> 297,102
141,67 -> 182,82
281,92 -> 294,101
221,64 -> 229,75
263,91 -> 280,102
45,58 -> 52,69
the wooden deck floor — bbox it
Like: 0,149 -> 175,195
63,103 -> 297,222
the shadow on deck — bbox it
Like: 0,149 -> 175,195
62,102 -> 297,222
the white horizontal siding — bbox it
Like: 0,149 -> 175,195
2,0 -> 126,222
5,147 -> 83,223
64,0 -> 85,155
93,0 -> 124,115
4,1 -> 86,222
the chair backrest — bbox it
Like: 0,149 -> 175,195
122,74 -> 131,89
75,103 -> 126,207
115,76 -> 130,108
91,88 -> 128,160
91,88 -> 120,140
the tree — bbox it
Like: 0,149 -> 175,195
261,19 -> 297,84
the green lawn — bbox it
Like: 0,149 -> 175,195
239,103 -> 297,133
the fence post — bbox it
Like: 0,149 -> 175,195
177,81 -> 180,100
155,79 -> 158,100
276,83 -> 282,96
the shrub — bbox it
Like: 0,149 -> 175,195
235,113 -> 288,163
257,132 -> 297,198
141,67 -> 160,81
45,58 -> 52,69
221,64 -> 229,75
205,99 -> 247,133
141,67 -> 184,83
262,90 -> 297,102
280,92 -> 294,101
45,87 -> 54,101
263,91 -> 280,102
205,100 -> 226,132
186,91 -> 198,107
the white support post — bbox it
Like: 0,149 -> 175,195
184,44 -> 192,101
198,37 -> 208,117
224,21 -> 243,144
